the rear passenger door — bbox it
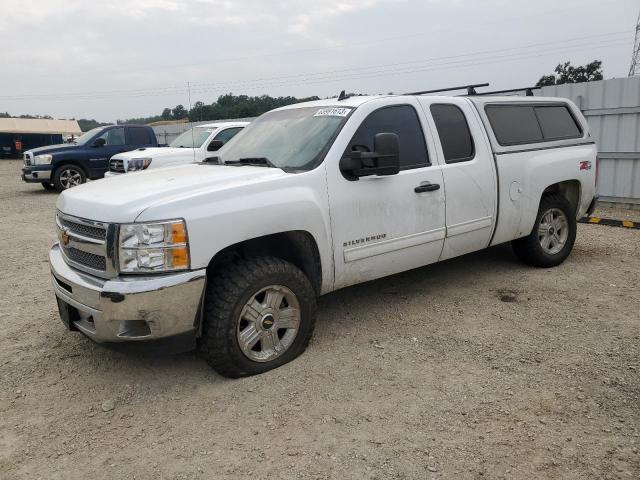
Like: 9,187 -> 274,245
419,97 -> 497,260
126,126 -> 156,149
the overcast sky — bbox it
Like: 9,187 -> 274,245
1,0 -> 637,122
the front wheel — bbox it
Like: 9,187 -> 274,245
512,193 -> 577,268
53,164 -> 86,191
199,257 -> 317,378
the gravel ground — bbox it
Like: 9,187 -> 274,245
1,159 -> 639,480
593,206 -> 640,223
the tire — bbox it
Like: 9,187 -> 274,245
41,182 -> 55,191
199,256 -> 317,378
512,193 -> 577,268
53,164 -> 86,192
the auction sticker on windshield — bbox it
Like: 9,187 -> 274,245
314,108 -> 351,117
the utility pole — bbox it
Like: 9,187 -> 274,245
630,9 -> 640,76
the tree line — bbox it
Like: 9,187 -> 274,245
158,93 -> 320,123
1,61 -> 605,131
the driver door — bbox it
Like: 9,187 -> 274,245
326,99 -> 446,290
90,127 -> 127,176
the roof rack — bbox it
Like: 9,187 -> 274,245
477,86 -> 541,97
404,83 -> 490,96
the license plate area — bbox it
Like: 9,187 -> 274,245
56,298 -> 79,331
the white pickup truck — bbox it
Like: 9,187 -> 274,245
104,122 -> 248,176
51,93 -> 597,377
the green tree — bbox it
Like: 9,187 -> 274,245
536,60 -> 603,87
77,118 -> 110,131
171,105 -> 188,119
186,93 -> 320,122
161,108 -> 172,120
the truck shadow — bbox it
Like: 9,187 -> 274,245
318,243 -> 519,312
21,188 -> 57,195
75,243 -> 521,380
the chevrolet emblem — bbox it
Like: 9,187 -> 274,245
59,228 -> 70,246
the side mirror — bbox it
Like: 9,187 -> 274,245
339,132 -> 400,179
93,137 -> 106,147
207,140 -> 224,152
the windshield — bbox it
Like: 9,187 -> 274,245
217,107 -> 352,171
75,126 -> 108,145
170,127 -> 212,148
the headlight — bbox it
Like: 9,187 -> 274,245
127,158 -> 152,172
118,219 -> 189,273
33,154 -> 52,165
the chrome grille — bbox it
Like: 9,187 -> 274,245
56,212 -> 115,278
23,152 -> 32,166
62,247 -> 107,271
58,216 -> 106,240
110,158 -> 125,173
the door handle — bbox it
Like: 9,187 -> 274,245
414,182 -> 440,193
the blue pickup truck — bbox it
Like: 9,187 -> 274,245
21,124 -> 158,191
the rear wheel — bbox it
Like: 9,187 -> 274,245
512,193 -> 577,268
199,257 -> 317,378
53,164 -> 86,191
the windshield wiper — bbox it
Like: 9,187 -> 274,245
224,157 -> 278,168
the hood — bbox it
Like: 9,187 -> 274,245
112,147 -> 192,161
27,143 -> 78,155
56,163 -> 287,223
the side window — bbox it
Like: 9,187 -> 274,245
485,105 -> 543,146
535,105 -> 581,140
127,127 -> 151,145
213,127 -> 243,144
346,105 -> 429,169
430,104 -> 475,163
98,127 -> 126,146
486,103 -> 583,146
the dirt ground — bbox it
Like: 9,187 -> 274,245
593,206 -> 640,223
1,159 -> 639,480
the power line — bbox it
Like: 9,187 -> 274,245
9,0 -> 621,82
5,38 -> 629,103
1,31 -> 630,102
187,38 -> 629,96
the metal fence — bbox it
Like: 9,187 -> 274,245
536,77 -> 640,206
151,117 -> 255,145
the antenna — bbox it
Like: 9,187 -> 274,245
187,81 -> 196,164
338,90 -> 347,101
630,9 -> 640,76
404,83 -> 489,96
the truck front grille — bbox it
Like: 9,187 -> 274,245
58,216 -> 106,240
62,247 -> 107,271
110,159 -> 125,173
23,153 -> 32,166
56,212 -> 115,278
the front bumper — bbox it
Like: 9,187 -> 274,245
22,166 -> 52,183
50,243 -> 206,351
